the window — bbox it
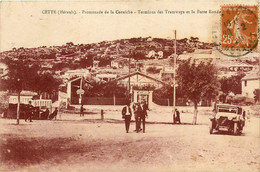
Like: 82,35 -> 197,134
244,80 -> 247,87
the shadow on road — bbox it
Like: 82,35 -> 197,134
211,130 -> 245,136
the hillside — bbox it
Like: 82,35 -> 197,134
0,37 -> 214,71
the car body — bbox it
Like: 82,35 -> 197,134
210,104 -> 246,135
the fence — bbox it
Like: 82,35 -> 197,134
71,96 -> 128,105
153,96 -> 187,106
33,99 -> 52,108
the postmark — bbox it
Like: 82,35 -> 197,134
216,5 -> 258,57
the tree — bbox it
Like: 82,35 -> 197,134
3,60 -> 38,124
30,72 -> 62,99
219,74 -> 245,102
3,59 -> 61,124
177,59 -> 220,124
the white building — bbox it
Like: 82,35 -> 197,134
96,74 -> 117,82
111,58 -> 128,68
241,71 -> 260,98
64,69 -> 89,79
8,90 -> 52,108
8,91 -> 37,104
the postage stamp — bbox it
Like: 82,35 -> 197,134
220,5 -> 258,57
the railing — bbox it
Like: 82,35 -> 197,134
33,99 -> 52,108
71,96 -> 128,105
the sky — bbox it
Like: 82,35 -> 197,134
0,0 -> 258,51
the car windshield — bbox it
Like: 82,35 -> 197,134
218,107 -> 238,114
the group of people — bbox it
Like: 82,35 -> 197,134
23,101 -> 59,122
122,100 -> 148,133
122,102 -> 182,133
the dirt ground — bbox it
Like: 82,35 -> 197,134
0,106 -> 259,172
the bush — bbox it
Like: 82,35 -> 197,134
229,95 -> 255,105
146,67 -> 161,74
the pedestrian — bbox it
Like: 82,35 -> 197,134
42,108 -> 49,120
25,101 -> 33,122
49,107 -> 58,120
174,108 -> 181,124
133,102 -> 142,133
122,103 -> 132,133
140,100 -> 148,133
80,105 -> 84,117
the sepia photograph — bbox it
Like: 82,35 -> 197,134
0,0 -> 259,171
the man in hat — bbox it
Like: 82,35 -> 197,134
140,100 -> 148,133
122,102 -> 132,133
174,108 -> 181,124
25,101 -> 33,122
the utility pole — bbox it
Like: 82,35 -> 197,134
173,30 -> 177,124
128,54 -> 131,102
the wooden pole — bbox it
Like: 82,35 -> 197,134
173,30 -> 177,124
128,55 -> 131,101
79,76 -> 83,105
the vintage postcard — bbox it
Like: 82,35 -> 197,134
0,0 -> 259,171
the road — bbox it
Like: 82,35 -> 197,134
0,107 -> 259,172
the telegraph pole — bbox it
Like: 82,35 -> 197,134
173,30 -> 177,124
128,54 -> 131,102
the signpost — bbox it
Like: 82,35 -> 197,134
77,76 -> 84,104
76,89 -> 85,95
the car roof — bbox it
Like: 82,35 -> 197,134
216,104 -> 242,108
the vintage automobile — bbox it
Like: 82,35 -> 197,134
210,104 -> 246,135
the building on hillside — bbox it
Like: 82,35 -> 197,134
146,50 -> 164,59
228,64 -> 254,72
241,71 -> 260,99
217,60 -> 256,78
96,74 -> 117,82
111,58 -> 128,68
63,69 -> 90,79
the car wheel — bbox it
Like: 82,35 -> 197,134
233,122 -> 238,135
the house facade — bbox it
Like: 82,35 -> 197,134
241,72 -> 260,99
113,71 -> 166,89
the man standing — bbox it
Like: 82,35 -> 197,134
174,108 -> 181,124
80,105 -> 84,117
122,103 -> 132,133
49,107 -> 58,120
133,102 -> 142,132
25,101 -> 33,122
140,100 -> 148,133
